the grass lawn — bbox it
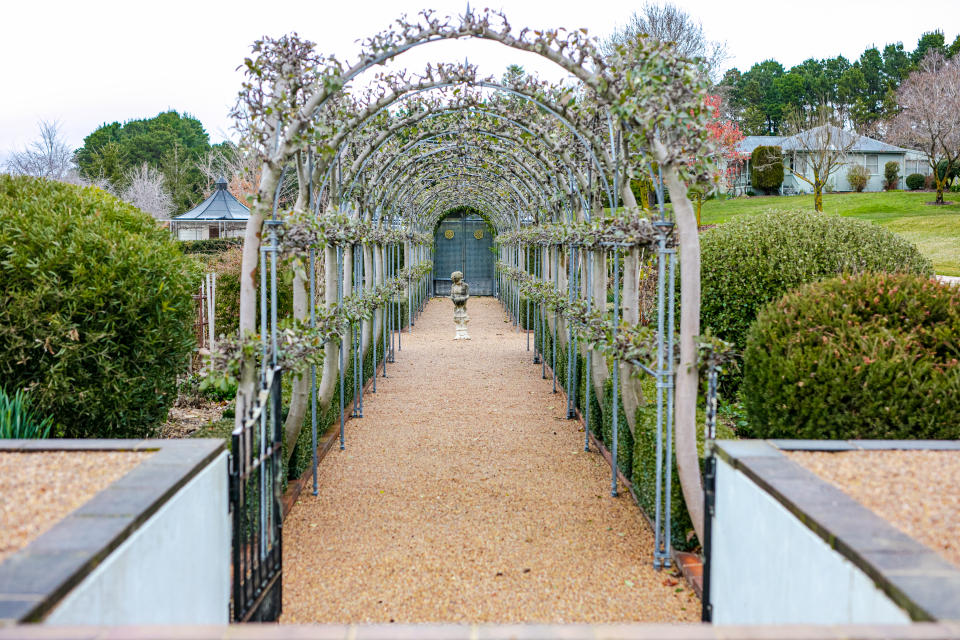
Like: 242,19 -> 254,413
698,191 -> 960,275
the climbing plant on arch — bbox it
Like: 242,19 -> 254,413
222,8 -> 729,563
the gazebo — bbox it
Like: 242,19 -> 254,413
171,177 -> 249,240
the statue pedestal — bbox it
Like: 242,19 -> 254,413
454,309 -> 471,340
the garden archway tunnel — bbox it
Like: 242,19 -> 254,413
220,8 -> 726,622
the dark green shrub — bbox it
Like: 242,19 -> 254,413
180,238 -> 243,255
846,164 -> 869,192
631,376 -> 734,551
0,176 -> 196,438
906,173 -> 925,190
936,159 -> 960,187
744,272 -> 960,439
701,211 -> 933,388
884,161 -> 900,190
200,246 -> 293,338
750,146 -> 784,193
0,388 -> 55,439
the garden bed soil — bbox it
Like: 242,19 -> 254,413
0,450 -> 151,564
787,450 -> 960,569
160,400 -> 228,438
281,297 -> 698,624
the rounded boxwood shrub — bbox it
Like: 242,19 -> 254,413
743,272 -> 960,439
750,145 -> 784,194
906,173 -> 925,190
701,210 -> 933,368
0,176 -> 197,438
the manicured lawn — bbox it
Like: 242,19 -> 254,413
698,191 -> 960,275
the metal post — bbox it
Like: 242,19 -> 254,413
653,224 -> 668,568
663,241 -> 677,569
611,248 -> 620,498
566,243 -> 575,418
584,248 -> 592,451
337,245 -> 345,451
552,245 -> 558,393
310,247 -> 318,495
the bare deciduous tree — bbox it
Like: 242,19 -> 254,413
605,2 -> 728,81
889,52 -> 960,204
782,107 -> 858,211
121,163 -> 174,218
5,120 -> 74,180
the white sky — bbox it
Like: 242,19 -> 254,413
1,0 -> 957,159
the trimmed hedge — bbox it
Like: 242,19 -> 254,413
743,272 -> 960,440
701,211 -> 933,387
0,176 -> 196,438
631,375 -> 734,551
906,173 -> 925,190
180,237 -> 243,255
750,146 -> 784,193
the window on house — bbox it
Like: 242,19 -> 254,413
866,154 -> 879,174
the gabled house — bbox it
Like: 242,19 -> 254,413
728,128 -> 930,196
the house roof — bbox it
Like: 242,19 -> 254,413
175,177 -> 250,220
735,135 -> 786,155
778,125 -> 908,154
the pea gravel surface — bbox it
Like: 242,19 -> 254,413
0,451 -> 151,564
789,450 -> 960,568
281,297 -> 698,624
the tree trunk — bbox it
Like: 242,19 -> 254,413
316,245 -> 339,409
814,184 -> 823,212
234,165 -> 281,429
660,157 -> 705,544
361,243 -> 373,357
589,249 -> 610,406
282,154 -> 312,460
618,185 -> 643,438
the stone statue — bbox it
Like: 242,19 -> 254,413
450,271 -> 471,340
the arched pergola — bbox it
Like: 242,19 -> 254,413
213,11 -> 731,617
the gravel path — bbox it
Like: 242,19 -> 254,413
789,450 -> 960,568
281,297 -> 698,624
0,451 -> 151,564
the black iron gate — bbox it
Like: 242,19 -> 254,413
229,367 -> 283,622
433,212 -> 494,295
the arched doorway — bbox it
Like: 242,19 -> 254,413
433,210 -> 495,296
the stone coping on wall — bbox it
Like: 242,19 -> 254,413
711,439 -> 960,622
0,439 -> 225,626
3,623 -> 960,639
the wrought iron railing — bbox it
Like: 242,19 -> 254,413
229,366 -> 283,622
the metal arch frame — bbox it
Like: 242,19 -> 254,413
341,108 -> 574,205
402,179 -> 524,232
395,173 -> 528,229
344,108 -> 590,215
392,173 -> 521,228
373,146 -> 548,216
349,127 -> 568,215
309,80 -> 618,220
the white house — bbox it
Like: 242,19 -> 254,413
728,128 -> 931,196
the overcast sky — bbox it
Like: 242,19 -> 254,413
2,0 -> 957,160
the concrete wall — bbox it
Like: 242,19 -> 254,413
709,455 -> 910,625
44,452 -> 230,625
